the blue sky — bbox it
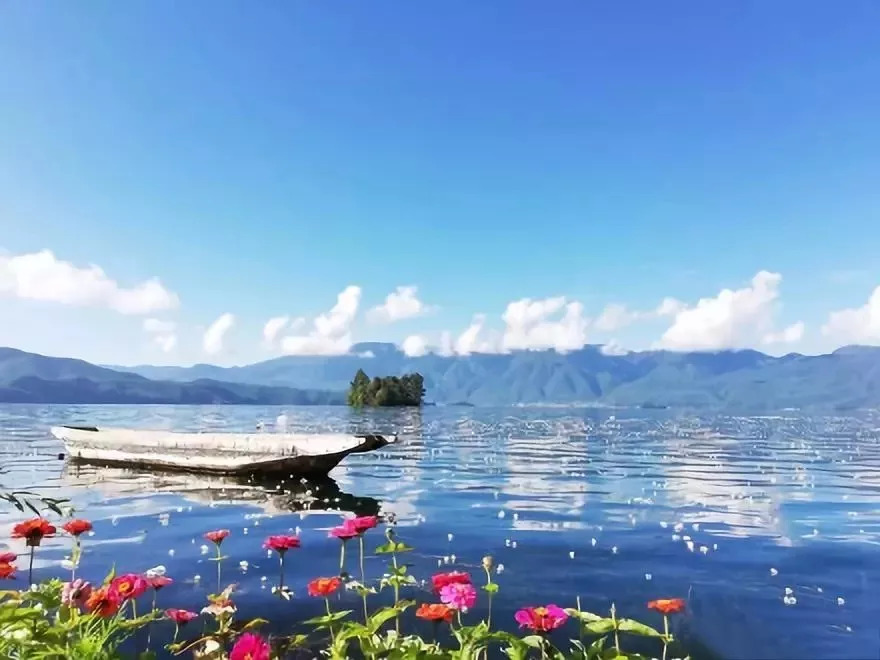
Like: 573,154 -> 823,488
2,1 -> 880,365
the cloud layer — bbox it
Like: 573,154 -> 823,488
280,285 -> 361,356
368,286 -> 433,324
203,313 -> 235,355
822,286 -> 880,344
0,249 -> 178,315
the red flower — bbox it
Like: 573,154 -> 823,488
230,632 -> 271,660
62,519 -> 93,537
86,587 -> 122,617
307,576 -> 342,597
0,562 -> 15,580
647,598 -> 686,615
204,529 -> 230,545
431,571 -> 471,593
416,602 -> 453,623
11,518 -> 56,547
165,608 -> 199,625
328,520 -> 359,540
109,573 -> 150,600
0,552 -> 16,563
148,575 -> 173,590
263,535 -> 300,554
349,515 -> 379,534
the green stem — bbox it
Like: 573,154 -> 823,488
359,535 -> 368,623
392,550 -> 400,633
326,597 -> 335,643
279,553 -> 286,590
216,546 -> 222,594
28,545 -> 35,586
484,567 -> 493,629
611,604 -> 620,654
339,540 -> 346,576
173,623 -> 179,643
663,615 -> 669,660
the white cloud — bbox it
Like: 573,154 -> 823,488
822,286 -> 880,344
501,297 -> 588,352
455,315 -> 499,355
367,286 -> 433,324
401,334 -> 428,357
437,331 -> 455,357
762,321 -> 805,345
143,318 -> 177,353
594,298 -> 685,332
262,316 -> 289,346
203,313 -> 235,355
655,297 -> 686,317
657,271 -> 803,351
600,340 -> 629,356
280,285 -> 361,356
0,249 -> 178,314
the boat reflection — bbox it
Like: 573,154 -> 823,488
60,463 -> 381,516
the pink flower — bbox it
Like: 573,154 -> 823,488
148,575 -> 173,590
439,582 -> 477,611
0,552 -> 17,563
431,571 -> 471,593
109,573 -> 150,600
329,520 -> 359,541
165,608 -> 199,625
263,535 -> 300,555
349,515 -> 379,534
514,604 -> 569,632
204,529 -> 230,545
61,579 -> 93,608
230,632 -> 271,660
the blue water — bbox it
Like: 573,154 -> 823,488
1,404 -> 878,659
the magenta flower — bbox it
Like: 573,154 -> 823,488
230,632 -> 271,660
329,520 -> 359,540
514,604 -> 569,632
439,582 -> 477,610
61,579 -> 93,609
349,515 -> 379,534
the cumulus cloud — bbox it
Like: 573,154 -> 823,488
455,315 -> 499,355
143,318 -> 177,353
203,313 -> 235,355
367,286 -> 433,324
262,316 -> 290,346
762,322 -> 805,346
401,334 -> 428,357
821,286 -> 880,344
0,249 -> 178,314
657,271 -> 803,351
600,340 -> 629,356
501,297 -> 588,352
280,285 -> 361,356
594,298 -> 685,332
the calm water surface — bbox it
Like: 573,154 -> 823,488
1,405 -> 878,659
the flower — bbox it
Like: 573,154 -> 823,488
86,587 -> 122,617
263,535 -> 300,554
61,579 -> 93,607
416,603 -> 453,623
431,571 -> 471,593
202,598 -> 236,618
0,563 -> 15,580
165,608 -> 199,625
481,556 -> 494,571
439,582 -> 477,611
204,529 -> 230,545
144,565 -> 166,579
349,515 -> 379,534
307,576 -> 342,597
11,518 -> 56,547
329,520 -> 359,540
148,575 -> 173,590
109,573 -> 150,600
514,605 -> 569,632
62,519 -> 93,537
0,552 -> 17,563
647,598 -> 686,615
230,633 -> 271,660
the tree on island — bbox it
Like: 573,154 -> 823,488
347,369 -> 425,407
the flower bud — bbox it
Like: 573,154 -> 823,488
482,555 -> 494,571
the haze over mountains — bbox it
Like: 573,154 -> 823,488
2,342 -> 879,410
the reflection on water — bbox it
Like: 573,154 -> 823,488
1,404 -> 880,659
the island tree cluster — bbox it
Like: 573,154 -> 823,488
347,369 -> 425,407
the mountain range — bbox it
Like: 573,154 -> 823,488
2,342 -> 877,410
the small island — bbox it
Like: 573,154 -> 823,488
347,369 -> 425,407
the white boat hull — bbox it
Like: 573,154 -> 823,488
51,426 -> 394,476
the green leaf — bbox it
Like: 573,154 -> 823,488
240,617 -> 269,631
617,619 -> 662,637
565,609 -> 604,623
583,619 -> 617,635
374,542 -> 395,554
394,542 -> 413,553
304,610 -> 353,627
521,635 -> 545,649
367,607 -> 400,631
482,582 -> 500,594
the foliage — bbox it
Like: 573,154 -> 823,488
347,369 -> 425,407
0,504 -> 689,659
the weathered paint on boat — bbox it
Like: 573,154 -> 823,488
50,425 -> 395,476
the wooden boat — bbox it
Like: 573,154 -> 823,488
50,425 -> 395,476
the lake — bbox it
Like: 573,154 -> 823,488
1,404 -> 877,659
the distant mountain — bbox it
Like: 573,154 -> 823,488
0,348 -> 343,405
109,342 -> 880,411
